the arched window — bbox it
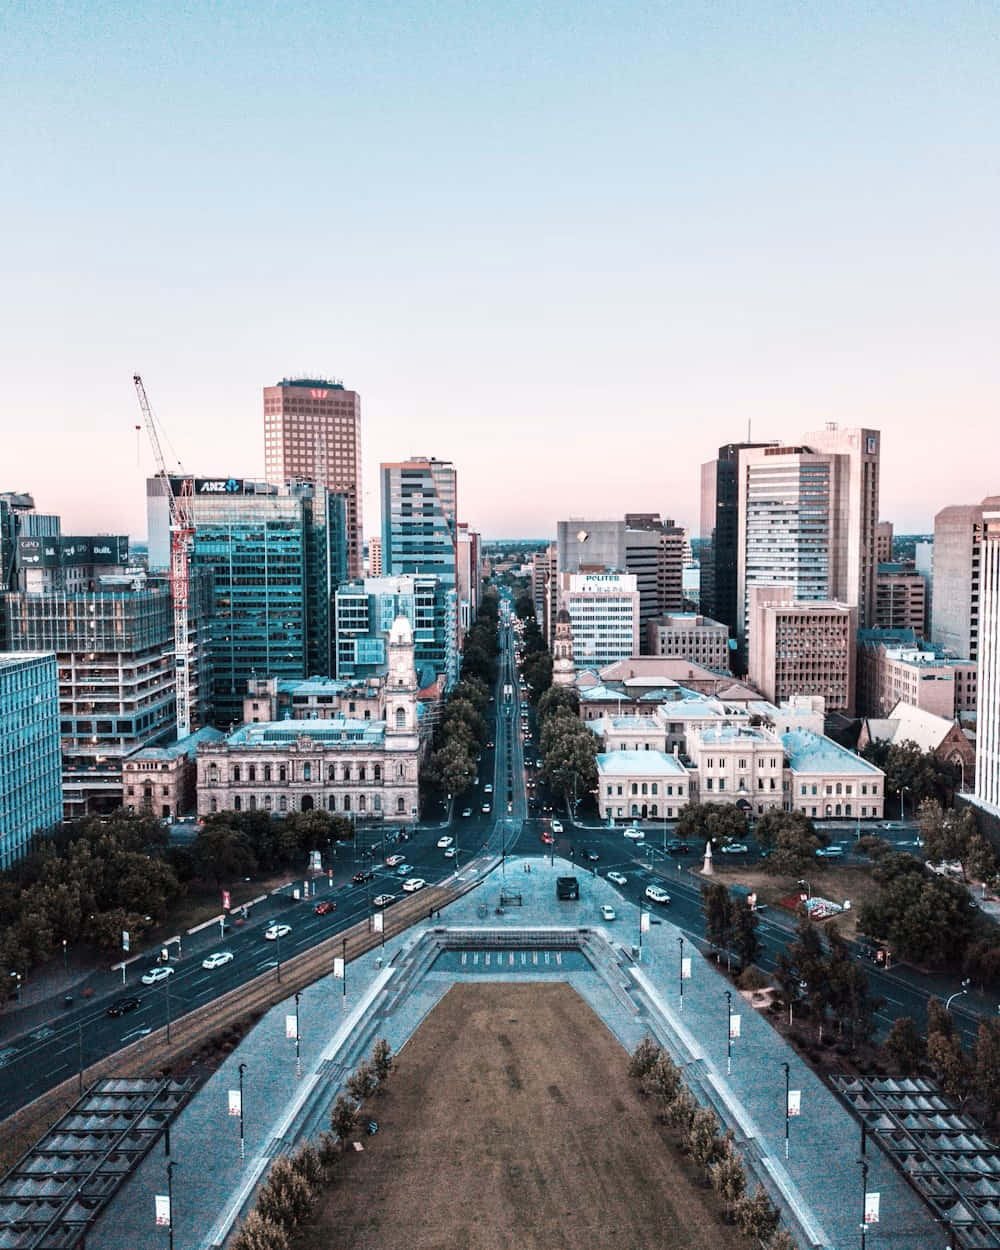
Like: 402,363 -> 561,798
209,764 -> 218,783
343,764 -> 351,782
328,764 -> 335,781
303,763 -> 311,781
395,707 -> 406,728
264,794 -> 272,810
650,804 -> 658,817
328,795 -> 336,811
835,782 -> 842,795
374,764 -> 381,782
359,764 -> 366,781
210,797 -> 218,813
359,795 -> 367,812
249,765 -> 256,782
344,795 -> 351,812
232,765 -> 241,783
397,796 -> 406,813
374,795 -> 382,811
641,783 -> 647,795
279,765 -> 287,783
234,796 -> 242,811
264,764 -> 272,782
279,795 -> 287,812
631,783 -> 638,795
249,795 -> 256,811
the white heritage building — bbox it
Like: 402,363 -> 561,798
196,617 -> 420,824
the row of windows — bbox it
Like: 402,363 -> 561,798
209,792 -> 408,815
605,782 -> 687,797
209,760 -> 407,783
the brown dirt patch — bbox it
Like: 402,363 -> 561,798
697,864 -> 882,939
294,982 -> 745,1250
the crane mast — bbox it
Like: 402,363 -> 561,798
133,375 -> 194,740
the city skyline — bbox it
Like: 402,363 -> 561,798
4,1 -> 998,539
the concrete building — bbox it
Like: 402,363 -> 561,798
783,729 -> 885,819
123,726 -> 225,820
0,652 -> 62,869
646,612 -> 729,670
857,634 -> 978,720
558,572 -> 640,668
197,617 -> 420,824
975,507 -> 1000,814
148,477 -> 343,726
874,563 -> 927,634
874,521 -> 894,564
747,586 -> 857,716
688,724 -> 786,812
596,750 -> 690,822
263,377 -> 363,578
532,542 -> 558,644
699,442 -> 776,644
858,701 -> 975,795
367,536 -> 382,577
736,426 -> 880,657
932,497 -> 1000,662
334,575 -> 457,690
242,674 -> 383,724
456,523 -> 481,640
3,574 -> 211,817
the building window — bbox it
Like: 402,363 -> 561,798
374,795 -> 381,811
279,766 -> 287,783
249,765 -> 256,782
397,796 -> 405,814
651,804 -> 657,816
344,795 -> 351,812
328,795 -> 336,811
234,796 -> 242,811
264,795 -> 272,810
264,764 -> 272,782
374,764 -> 381,781
249,795 -> 257,811
304,763 -> 312,781
210,798 -> 218,813
209,765 -> 218,783
232,766 -> 241,783
718,779 -> 725,791
651,783 -> 658,795
279,795 -> 287,812
396,707 -> 406,728
706,778 -> 713,790
343,765 -> 351,782
328,764 -> 335,781
359,795 -> 367,812
359,764 -> 366,781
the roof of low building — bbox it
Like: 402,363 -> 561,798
596,750 -> 689,776
781,729 -> 882,775
129,726 -> 225,761
692,725 -> 779,746
223,719 -> 387,747
880,701 -> 958,753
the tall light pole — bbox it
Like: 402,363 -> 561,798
77,1022 -> 85,1095
238,1062 -> 247,1163
725,990 -> 733,1075
166,1160 -> 177,1250
900,784 -> 909,823
165,973 -> 172,1044
678,936 -> 685,1010
946,979 -> 970,1012
294,991 -> 302,1078
275,930 -> 282,983
858,1157 -> 869,1250
781,1061 -> 790,1158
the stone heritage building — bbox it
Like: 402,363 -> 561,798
196,617 -> 420,824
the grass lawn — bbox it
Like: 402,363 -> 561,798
699,862 -> 883,940
292,982 -> 746,1250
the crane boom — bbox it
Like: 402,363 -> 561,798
134,374 -> 193,740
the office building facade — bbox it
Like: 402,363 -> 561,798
975,508 -> 1000,812
0,652 -> 62,869
874,564 -> 927,634
334,574 -> 457,689
932,497 -> 1000,662
263,377 -> 363,578
381,457 -> 458,588
558,572 -> 640,669
857,634 -> 977,720
646,613 -> 730,670
747,586 -> 857,716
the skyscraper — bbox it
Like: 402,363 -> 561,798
974,506 -> 1000,813
380,458 -> 458,590
735,425 -> 880,657
263,378 -> 363,578
932,497 -> 1000,661
0,652 -> 62,869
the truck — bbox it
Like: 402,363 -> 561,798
556,876 -> 580,901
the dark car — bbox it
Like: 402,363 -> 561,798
666,839 -> 692,854
584,850 -> 600,863
314,900 -> 337,915
107,996 -> 141,1017
352,870 -> 375,884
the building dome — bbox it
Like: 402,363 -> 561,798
556,607 -> 572,625
389,615 -> 413,646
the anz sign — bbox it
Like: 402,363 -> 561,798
195,478 -> 243,495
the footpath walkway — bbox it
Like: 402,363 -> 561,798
87,856 -> 939,1250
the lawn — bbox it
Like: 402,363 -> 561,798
293,982 -> 746,1250
702,862 -> 883,940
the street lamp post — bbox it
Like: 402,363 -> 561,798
166,1160 -> 177,1250
165,973 -> 172,1044
238,1062 -> 247,1163
725,990 -> 733,1076
900,785 -> 909,823
294,991 -> 302,1078
678,936 -> 685,1010
275,931 -> 282,983
798,879 -> 811,901
946,979 -> 970,1012
858,1157 -> 869,1250
782,1061 -> 790,1159
78,1022 -> 85,1094
62,939 -> 68,974
341,936 -> 347,1008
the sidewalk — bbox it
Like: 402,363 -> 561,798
87,854 -> 939,1250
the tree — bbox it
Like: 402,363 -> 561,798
676,803 -> 747,846
522,651 -> 552,702
647,1052 -> 682,1115
289,1141 -> 325,1188
627,1037 -> 661,1085
514,593 -> 535,620
192,822 -> 258,886
345,1061 -> 378,1103
663,1085 -> 698,1135
701,883 -> 732,957
540,717 -> 598,813
927,996 -> 956,1040
709,1149 -> 746,1221
766,1232 -> 797,1250
430,738 -> 476,797
230,1210 -> 290,1250
686,1105 -> 722,1173
858,864 -> 975,966
255,1157 -> 313,1231
964,834 -> 997,884
371,1038 -> 394,1084
754,808 -> 816,851
330,1094 -> 359,1146
927,1031 -> 971,1102
730,899 -> 761,970
974,1019 -> 1000,1122
761,825 -> 821,877
537,685 -> 579,724
882,1016 -> 924,1071
826,927 -> 881,1048
735,1187 -> 780,1241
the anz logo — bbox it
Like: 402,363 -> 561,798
198,478 -> 242,494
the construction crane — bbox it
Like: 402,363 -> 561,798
133,375 -> 194,741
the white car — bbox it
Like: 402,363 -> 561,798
720,842 -> 749,855
264,923 -> 291,941
202,951 -> 234,970
141,965 -> 175,985
645,885 -> 671,905
601,904 -> 616,921
623,827 -> 645,840
443,847 -> 457,858
373,894 -> 396,907
402,878 -> 426,893
551,819 -> 563,834
437,836 -> 454,848
385,854 -> 405,867
484,783 -> 493,794
607,871 -> 627,886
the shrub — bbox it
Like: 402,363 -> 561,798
736,1186 -> 780,1240
255,1157 -> 313,1231
345,1061 -> 378,1103
290,1141 -> 325,1187
737,964 -> 771,991
230,1210 -> 290,1250
627,1036 -> 661,1085
330,1094 -> 359,1147
708,1148 -> 746,1219
372,1038 -> 394,1084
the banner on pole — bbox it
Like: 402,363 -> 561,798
121,930 -> 130,953
155,1195 -> 171,1226
787,1089 -> 801,1117
333,956 -> 345,980
681,957 -> 692,980
864,1192 -> 880,1224
285,1015 -> 298,1040
372,912 -> 384,933
228,1089 -> 241,1117
222,889 -> 231,911
729,1014 -> 741,1039
640,912 -> 650,934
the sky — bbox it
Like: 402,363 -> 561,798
2,0 -> 998,541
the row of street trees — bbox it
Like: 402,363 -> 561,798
774,919 -> 881,1047
536,686 -> 599,816
701,883 -> 761,970
230,1038 -> 395,1250
627,1039 -> 791,1247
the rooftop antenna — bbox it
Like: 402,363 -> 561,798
747,417 -> 752,442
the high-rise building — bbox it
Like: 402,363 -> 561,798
646,613 -> 730,670
558,572 -> 640,669
699,443 -> 776,638
975,507 -> 1000,813
874,521 -> 894,565
747,585 -> 857,715
148,477 -> 345,725
874,564 -> 926,634
0,492 -> 61,645
456,523 -> 481,639
380,458 -> 458,589
367,536 -> 382,576
736,425 -> 880,657
932,497 -> 1000,662
533,542 -> 558,645
263,378 -> 363,578
4,573 -> 210,817
0,652 -> 62,869
334,575 -> 457,689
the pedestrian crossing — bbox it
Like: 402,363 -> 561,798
432,948 -> 589,973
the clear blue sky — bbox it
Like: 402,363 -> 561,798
3,0 -> 998,539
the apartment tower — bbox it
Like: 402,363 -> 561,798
263,378 -> 363,578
